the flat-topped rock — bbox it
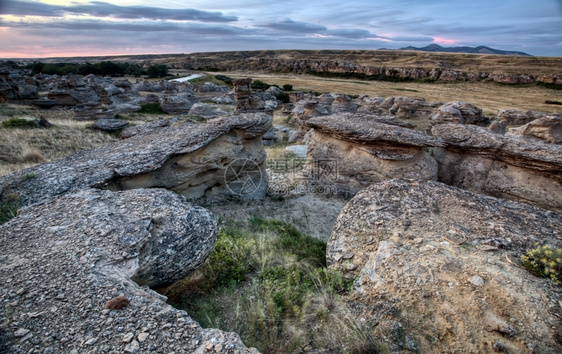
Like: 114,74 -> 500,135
302,113 -> 445,196
0,188 -> 256,353
0,113 -> 272,206
328,179 -> 562,353
306,113 -> 444,152
432,123 -> 562,211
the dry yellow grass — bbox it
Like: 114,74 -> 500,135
0,105 -> 119,176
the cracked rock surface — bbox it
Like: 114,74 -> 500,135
0,188 -> 256,353
328,179 -> 562,353
0,113 -> 272,206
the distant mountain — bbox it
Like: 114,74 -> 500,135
398,44 -> 531,56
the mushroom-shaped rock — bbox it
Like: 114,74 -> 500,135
432,123 -> 562,212
0,113 -> 273,206
302,113 -> 445,196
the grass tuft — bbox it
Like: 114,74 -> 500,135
0,202 -> 18,225
1,118 -> 38,129
161,217 -> 379,353
138,102 -> 165,114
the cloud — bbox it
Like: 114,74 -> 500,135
0,0 -> 238,22
1,18 -> 255,36
325,28 -> 387,39
260,18 -> 327,33
391,36 -> 434,42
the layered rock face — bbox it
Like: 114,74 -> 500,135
303,113 -> 444,196
432,123 -> 562,212
0,188 -> 256,353
0,113 -> 272,206
507,115 -> 562,144
328,179 -> 562,353
356,95 -> 441,119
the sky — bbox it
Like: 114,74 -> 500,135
0,0 -> 561,58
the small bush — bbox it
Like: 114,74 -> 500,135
215,74 -> 233,85
1,118 -> 38,129
282,84 -> 293,91
251,80 -> 271,90
545,100 -> 562,105
0,202 -> 18,225
276,91 -> 290,103
522,244 -> 562,283
138,102 -> 165,114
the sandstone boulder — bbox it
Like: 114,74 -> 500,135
303,113 -> 445,196
496,109 -> 550,126
93,118 -> 129,131
73,102 -> 116,121
0,113 -> 272,206
432,123 -> 562,212
188,103 -> 216,118
120,119 -> 171,139
0,188 -> 256,353
327,179 -> 562,353
430,101 -> 489,126
507,115 -> 562,144
159,94 -> 199,114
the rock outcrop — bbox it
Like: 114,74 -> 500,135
303,113 -> 445,196
93,118 -> 129,132
233,78 -> 253,112
120,120 -> 171,139
507,115 -> 562,144
357,95 -> 441,119
327,179 -> 562,353
0,113 -> 272,206
159,93 -> 199,114
430,101 -> 489,126
73,102 -> 116,121
0,188 -> 256,353
432,123 -> 562,212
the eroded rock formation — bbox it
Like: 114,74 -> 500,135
327,179 -> 562,353
432,123 -> 562,212
0,113 -> 272,206
430,101 -> 489,126
0,188 -> 256,353
507,115 -> 562,144
302,113 -> 445,196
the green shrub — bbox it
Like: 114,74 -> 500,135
545,100 -> 562,105
138,102 -> 165,114
1,118 -> 38,129
282,84 -> 293,91
251,80 -> 271,90
276,91 -> 290,103
215,74 -> 233,85
0,202 -> 18,225
522,245 -> 562,283
146,64 -> 168,78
